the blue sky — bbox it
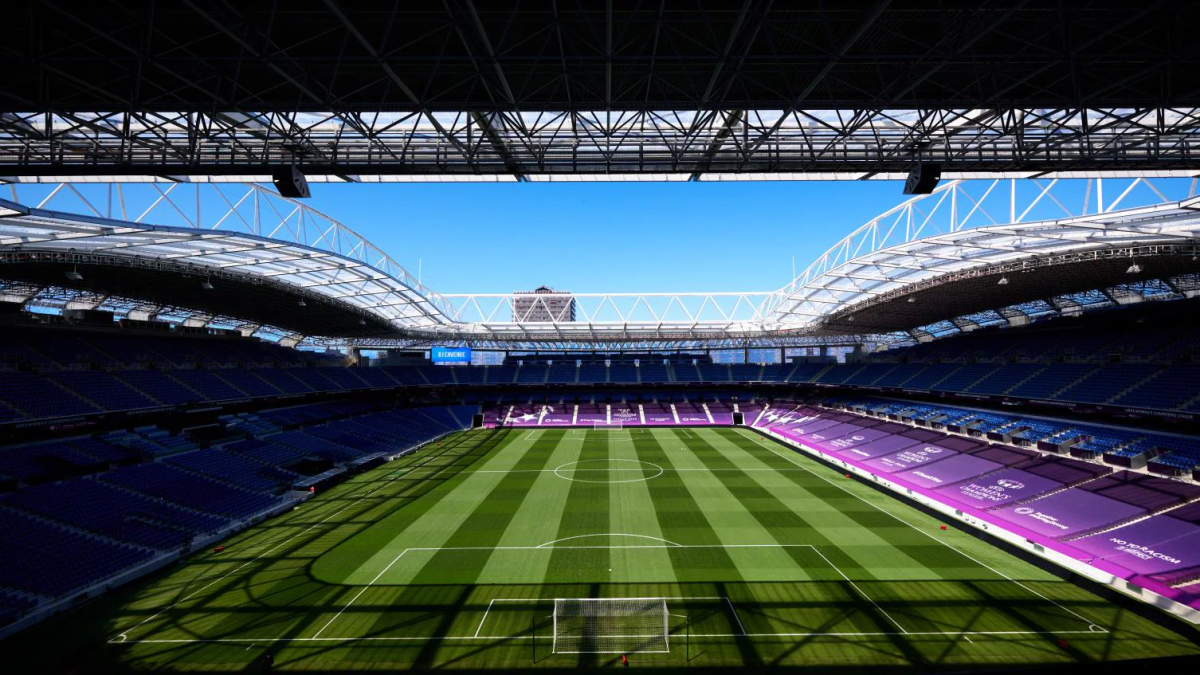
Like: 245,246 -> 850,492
19,176 -> 1190,298
308,180 -> 909,294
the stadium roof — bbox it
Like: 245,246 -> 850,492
768,197 -> 1200,332
0,184 -> 456,341
1,178 -> 1199,348
4,1 -> 1200,181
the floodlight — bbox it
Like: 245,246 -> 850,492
64,268 -> 83,281
297,299 -> 307,307
1126,263 -> 1142,274
997,276 -> 1009,285
200,279 -> 214,290
907,296 -> 916,303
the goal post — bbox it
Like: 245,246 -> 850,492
552,598 -> 669,654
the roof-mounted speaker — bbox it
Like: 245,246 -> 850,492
272,166 -> 311,199
903,163 -> 942,195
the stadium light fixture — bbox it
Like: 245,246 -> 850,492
297,299 -> 307,307
1126,263 -> 1142,274
997,276 -> 1009,285
907,296 -> 916,303
200,277 -> 214,291
64,266 -> 83,282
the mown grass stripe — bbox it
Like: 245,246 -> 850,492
543,430 -> 612,584
604,429 -> 678,585
310,429 -> 516,585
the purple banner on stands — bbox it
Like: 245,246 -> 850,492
611,408 -> 640,423
761,409 -> 821,426
895,453 -> 1002,489
644,411 -> 675,424
934,468 -> 1062,509
863,444 -> 959,473
992,490 -> 1146,539
779,416 -> 839,435
826,427 -> 894,454
576,413 -> 607,424
678,412 -> 711,424
1072,516 -> 1200,575
801,422 -> 867,443
840,435 -> 922,461
539,413 -> 573,426
508,409 -> 541,425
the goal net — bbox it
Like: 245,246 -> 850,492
552,598 -> 668,654
592,421 -> 623,430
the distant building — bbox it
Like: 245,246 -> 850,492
512,285 -> 576,322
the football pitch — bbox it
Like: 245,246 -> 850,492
7,427 -> 1200,672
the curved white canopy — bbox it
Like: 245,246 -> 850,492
1,178 -> 1198,345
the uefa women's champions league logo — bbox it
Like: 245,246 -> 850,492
1014,507 -> 1035,515
995,479 -> 1025,490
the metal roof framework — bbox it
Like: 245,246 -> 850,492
5,108 -> 1200,182
4,1 -> 1200,181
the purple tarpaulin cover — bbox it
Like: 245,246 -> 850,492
801,422 -> 867,443
934,468 -> 1062,510
759,409 -> 821,426
644,410 -> 675,423
895,453 -> 1003,489
839,434 -> 923,460
612,407 -> 640,423
539,412 -> 573,425
1072,516 -> 1200,575
992,490 -> 1146,539
778,416 -> 838,434
825,427 -> 895,454
863,443 -> 960,473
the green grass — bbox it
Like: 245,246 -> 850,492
4,427 -> 1200,672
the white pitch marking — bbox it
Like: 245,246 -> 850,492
741,430 -> 1109,634
473,599 -> 496,639
808,546 -> 908,634
112,629 -> 1108,646
724,597 -> 748,636
536,533 -> 684,548
311,549 -> 411,639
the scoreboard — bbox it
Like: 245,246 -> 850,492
431,346 -> 472,365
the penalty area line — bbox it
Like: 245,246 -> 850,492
310,549 -> 411,639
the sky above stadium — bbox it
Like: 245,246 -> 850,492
308,180 -> 908,294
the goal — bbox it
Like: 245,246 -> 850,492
552,598 -> 669,654
592,421 -> 623,430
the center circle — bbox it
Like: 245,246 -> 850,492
553,459 -> 664,484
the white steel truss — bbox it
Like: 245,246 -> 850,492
765,177 -> 1200,325
0,182 -> 454,329
1,179 -> 1199,346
